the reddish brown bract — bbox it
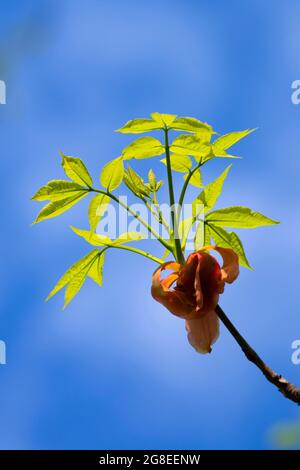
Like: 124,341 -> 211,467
151,246 -> 239,353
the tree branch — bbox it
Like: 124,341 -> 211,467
215,304 -> 300,405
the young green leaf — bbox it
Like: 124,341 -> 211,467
206,206 -> 279,228
32,180 -> 88,202
147,169 -> 164,193
161,154 -> 192,173
148,169 -> 156,189
64,268 -> 90,309
170,134 -> 211,159
179,216 -> 195,248
61,153 -> 93,187
194,221 -> 206,250
184,169 -> 203,188
161,246 -> 171,261
71,226 -> 112,246
33,192 -> 87,224
113,231 -> 146,245
212,129 -> 256,158
123,166 -> 151,198
71,227 -> 145,247
207,223 -> 252,269
46,249 -> 99,301
193,165 -> 232,213
150,112 -> 177,127
88,251 -> 105,286
116,118 -> 162,134
204,223 -> 211,246
213,129 -> 255,151
88,193 -> 111,233
100,156 -> 124,191
169,117 -> 213,136
122,136 -> 164,159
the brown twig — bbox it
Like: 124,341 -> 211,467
215,305 -> 300,405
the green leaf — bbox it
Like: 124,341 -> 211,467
100,156 -> 124,191
88,193 -> 111,233
151,112 -> 177,127
116,118 -> 162,134
71,226 -> 112,246
161,247 -> 171,261
206,206 -> 279,228
123,166 -> 151,198
169,117 -> 213,136
46,249 -> 99,301
194,221 -> 206,250
213,129 -> 255,151
61,153 -> 93,187
113,231 -> 146,245
71,227 -> 145,247
170,134 -> 211,158
88,251 -> 105,286
64,268 -> 89,308
148,169 -> 156,189
33,192 -> 87,224
204,223 -> 211,246
212,129 -> 255,158
193,165 -> 232,213
207,223 -> 252,269
161,154 -> 192,173
147,169 -> 163,192
122,136 -> 164,159
179,216 -> 195,248
32,180 -> 88,202
184,169 -> 203,188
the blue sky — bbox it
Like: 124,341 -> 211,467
0,0 -> 300,449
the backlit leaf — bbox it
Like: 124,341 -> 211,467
148,169 -> 156,189
123,166 -> 151,198
88,251 -> 105,286
100,156 -> 124,191
122,136 -> 164,159
207,223 -> 252,269
33,192 -> 87,224
113,231 -> 146,245
88,193 -> 111,232
116,118 -> 162,134
32,180 -> 88,202
194,221 -> 206,250
71,226 -> 112,246
193,165 -> 232,213
184,169 -> 203,188
64,268 -> 90,308
213,129 -> 255,151
161,247 -> 171,261
204,224 -> 211,246
206,206 -> 279,228
170,134 -> 211,158
161,153 -> 192,173
61,153 -> 93,187
71,227 -> 144,247
169,117 -> 213,136
46,249 -> 99,301
151,112 -> 177,127
179,216 -> 195,248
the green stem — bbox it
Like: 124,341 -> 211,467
91,188 -> 173,254
178,160 -> 202,211
108,244 -> 164,264
164,129 -> 185,264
